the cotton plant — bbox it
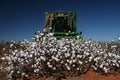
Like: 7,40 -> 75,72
0,30 -> 120,79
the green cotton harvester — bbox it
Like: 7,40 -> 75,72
44,11 -> 82,39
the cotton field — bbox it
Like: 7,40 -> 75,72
0,30 -> 120,79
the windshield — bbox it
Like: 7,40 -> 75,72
54,17 -> 71,32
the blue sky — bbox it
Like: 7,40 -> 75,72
0,0 -> 120,41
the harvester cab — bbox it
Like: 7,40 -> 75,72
44,11 -> 82,39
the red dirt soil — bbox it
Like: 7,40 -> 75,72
16,70 -> 120,80
76,70 -> 120,80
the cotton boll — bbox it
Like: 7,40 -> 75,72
52,56 -> 55,59
76,45 -> 79,49
6,56 -> 11,61
22,72 -> 25,76
36,68 -> 39,72
21,62 -> 24,65
34,64 -> 37,68
92,65 -> 97,70
7,74 -> 12,79
1,57 -> 6,60
65,38 -> 69,41
25,75 -> 28,77
12,52 -> 16,56
89,56 -> 92,62
42,50 -> 45,55
108,52 -> 112,57
32,65 -> 34,68
85,61 -> 88,63
43,28 -> 47,32
116,55 -> 120,59
60,55 -> 62,59
49,27 -> 52,30
94,67 -> 97,71
65,53 -> 70,57
77,55 -> 82,58
40,33 -> 44,36
53,67 -> 56,70
29,54 -> 33,58
47,62 -> 50,65
17,71 -> 20,74
103,67 -> 109,73
21,59 -> 24,62
72,64 -> 75,67
67,66 -> 71,70
37,58 -> 41,61
72,50 -> 75,54
105,63 -> 109,66
67,59 -> 69,62
8,61 -> 12,65
55,57 -> 60,62
34,53 -> 37,56
94,58 -> 97,62
2,48 -> 6,51
34,69 -> 37,73
6,64 -> 13,72
18,57 -> 21,61
19,50 -> 24,55
78,61 -> 83,64
100,64 -> 103,68
85,52 -> 89,56
25,60 -> 29,63
71,43 -> 75,46
0,66 -> 3,69
116,63 -> 119,67
48,65 -> 53,68
77,68 -> 80,70
26,51 -> 29,55
4,54 -> 7,56
11,70 -> 14,74
64,47 -> 68,51
76,36 -> 80,39
96,50 -> 100,53
65,63 -> 68,66
69,60 -> 72,64
118,61 -> 120,63
112,60 -> 116,63
36,62 -> 39,65
71,54 -> 75,59
111,45 -> 117,49
10,44 -> 13,47
49,33 -> 54,36
72,59 -> 76,63
61,61 -> 64,64
31,51 -> 35,54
